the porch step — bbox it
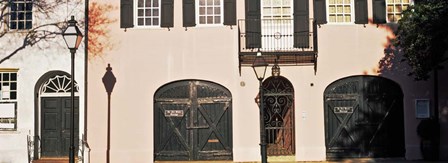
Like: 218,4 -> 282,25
32,158 -> 77,163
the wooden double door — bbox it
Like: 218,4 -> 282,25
324,76 -> 404,159
41,97 -> 79,157
154,80 -> 233,161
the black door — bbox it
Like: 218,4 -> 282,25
324,76 -> 404,159
154,80 -> 233,161
41,97 -> 79,157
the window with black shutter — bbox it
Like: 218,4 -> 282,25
354,0 -> 368,24
373,0 -> 386,24
314,0 -> 327,25
294,0 -> 310,48
245,0 -> 261,48
120,0 -> 174,29
183,0 -> 236,27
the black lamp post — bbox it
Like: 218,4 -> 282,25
102,64 -> 116,163
62,15 -> 83,163
252,51 -> 268,163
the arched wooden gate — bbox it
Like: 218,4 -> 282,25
324,75 -> 404,159
154,80 -> 233,161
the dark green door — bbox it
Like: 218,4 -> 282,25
324,76 -> 404,159
154,80 -> 233,161
41,97 -> 79,157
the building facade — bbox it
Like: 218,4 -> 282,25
85,0 -> 448,162
0,0 -> 86,162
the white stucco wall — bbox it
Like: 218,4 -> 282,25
0,1 -> 85,162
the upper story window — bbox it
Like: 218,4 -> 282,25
328,0 -> 353,23
9,0 -> 33,30
261,0 -> 292,19
136,0 -> 161,27
0,70 -> 18,131
387,0 -> 410,22
197,0 -> 223,25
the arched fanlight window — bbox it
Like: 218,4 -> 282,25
39,75 -> 78,95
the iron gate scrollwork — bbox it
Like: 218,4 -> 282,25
262,76 -> 295,155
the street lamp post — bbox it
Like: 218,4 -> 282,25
62,15 -> 83,163
252,51 -> 268,163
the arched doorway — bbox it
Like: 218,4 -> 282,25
154,80 -> 233,161
324,75 -> 404,159
261,64 -> 295,156
34,71 -> 79,159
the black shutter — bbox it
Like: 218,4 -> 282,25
183,0 -> 196,27
120,0 -> 134,28
314,0 -> 327,25
245,0 -> 261,48
373,0 -> 386,24
354,0 -> 368,24
224,0 -> 236,25
161,0 -> 174,28
294,0 -> 309,48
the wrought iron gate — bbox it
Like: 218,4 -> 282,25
262,76 -> 295,155
324,76 -> 404,159
154,80 -> 233,161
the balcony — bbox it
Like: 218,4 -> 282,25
238,19 -> 318,73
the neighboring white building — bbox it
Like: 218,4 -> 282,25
0,0 -> 86,162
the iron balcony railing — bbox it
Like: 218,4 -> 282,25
238,18 -> 318,73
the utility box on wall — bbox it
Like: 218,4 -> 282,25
415,99 -> 430,119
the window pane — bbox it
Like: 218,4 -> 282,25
11,4 -> 17,11
153,0 -> 159,7
26,21 -> 32,29
403,0 -> 409,3
395,5 -> 402,12
153,9 -> 159,16
10,92 -> 17,100
153,18 -> 159,25
387,0 -> 393,3
3,74 -> 9,81
199,0 -> 206,6
337,15 -> 343,22
345,15 -> 351,22
207,16 -> 213,23
207,7 -> 213,14
344,5 -> 350,13
330,15 -> 336,22
283,0 -> 291,5
329,0 -> 335,4
388,14 -> 394,22
18,3 -> 24,10
10,22 -> 17,29
344,0 -> 350,4
146,9 -> 151,16
25,3 -> 32,11
337,0 -> 343,4
138,0 -> 144,7
138,9 -> 144,16
387,5 -> 393,12
394,0 -> 400,3
200,7 -> 205,14
18,13 -> 24,20
329,6 -> 335,13
145,18 -> 151,25
199,16 -> 206,24
272,0 -> 282,6
215,16 -> 221,24
402,5 -> 408,11
138,18 -> 144,25
337,6 -> 343,13
10,83 -> 17,90
263,8 -> 271,15
11,13 -> 17,20
10,74 -> 17,81
214,7 -> 220,14
207,0 -> 213,5
214,0 -> 220,5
